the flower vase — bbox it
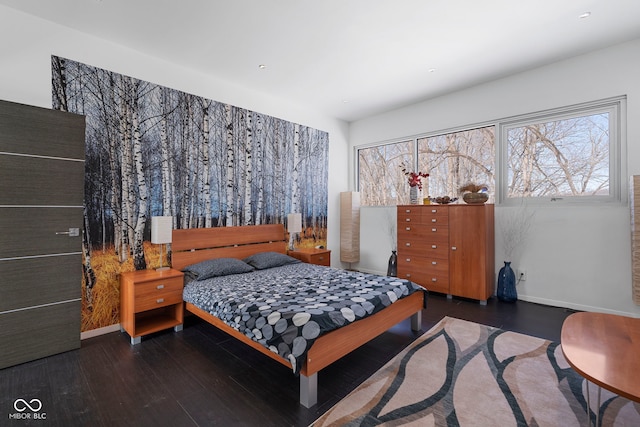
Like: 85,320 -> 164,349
409,186 -> 418,204
497,261 -> 517,302
387,250 -> 397,276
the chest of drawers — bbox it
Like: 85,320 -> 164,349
397,204 -> 495,303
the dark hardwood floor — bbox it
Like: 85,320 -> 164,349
0,293 -> 577,426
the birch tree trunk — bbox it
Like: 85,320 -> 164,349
255,114 -> 264,225
130,79 -> 148,270
289,124 -> 301,248
160,88 -> 174,215
243,111 -> 253,225
225,104 -> 235,226
201,100 -> 212,227
118,77 -> 133,262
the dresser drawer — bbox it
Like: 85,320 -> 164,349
134,277 -> 183,312
398,224 -> 448,242
397,209 -> 423,224
397,260 -> 449,294
422,206 -> 449,225
398,238 -> 449,259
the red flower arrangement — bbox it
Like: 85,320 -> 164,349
401,165 -> 429,190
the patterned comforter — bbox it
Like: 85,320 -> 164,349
182,263 -> 424,374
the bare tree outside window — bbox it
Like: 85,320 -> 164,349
418,127 -> 495,200
506,113 -> 610,198
358,141 -> 413,206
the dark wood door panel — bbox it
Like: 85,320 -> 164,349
0,301 -> 81,369
0,255 -> 81,312
0,154 -> 84,205
0,207 -> 82,258
0,99 -> 85,159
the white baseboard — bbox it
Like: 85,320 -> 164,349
80,323 -> 121,340
517,294 -> 639,317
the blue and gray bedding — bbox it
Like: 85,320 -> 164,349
181,253 -> 423,374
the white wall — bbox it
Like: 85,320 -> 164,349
0,5 -> 350,263
350,39 -> 640,317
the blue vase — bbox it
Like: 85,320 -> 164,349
497,261 -> 517,302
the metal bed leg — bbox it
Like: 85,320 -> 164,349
411,310 -> 422,331
300,372 -> 318,408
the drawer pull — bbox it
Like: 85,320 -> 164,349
431,209 -> 437,213
406,274 -> 411,278
156,298 -> 164,304
431,245 -> 437,249
406,218 -> 411,222
432,278 -> 437,282
405,209 -> 411,213
406,258 -> 411,262
452,246 -> 457,251
432,228 -> 437,232
432,261 -> 437,265
318,256 -> 324,260
406,242 -> 411,246
406,227 -> 411,231
156,284 -> 165,289
431,219 -> 437,223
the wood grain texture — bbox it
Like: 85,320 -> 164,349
0,301 -> 80,369
0,154 -> 84,205
397,204 -> 494,302
0,207 -> 83,258
0,99 -> 85,159
561,311 -> 640,402
0,254 -> 81,312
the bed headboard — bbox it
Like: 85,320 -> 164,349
171,224 -> 287,270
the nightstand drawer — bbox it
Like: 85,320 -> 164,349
134,277 -> 183,312
307,252 -> 330,266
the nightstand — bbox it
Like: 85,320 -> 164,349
288,248 -> 331,266
120,268 -> 184,345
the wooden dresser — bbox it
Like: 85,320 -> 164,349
397,204 -> 495,303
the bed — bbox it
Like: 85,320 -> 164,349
172,224 -> 426,408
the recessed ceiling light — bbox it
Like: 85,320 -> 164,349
342,100 -> 349,104
428,68 -> 436,73
579,11 -> 591,19
258,64 -> 267,70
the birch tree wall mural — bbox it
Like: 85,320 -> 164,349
51,56 -> 329,332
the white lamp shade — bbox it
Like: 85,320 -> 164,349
287,213 -> 302,233
151,216 -> 173,244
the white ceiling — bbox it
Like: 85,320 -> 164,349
2,0 -> 640,122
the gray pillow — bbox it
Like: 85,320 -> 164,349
243,252 -> 301,270
183,257 -> 254,281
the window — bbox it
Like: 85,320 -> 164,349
499,98 -> 623,204
356,127 -> 494,206
418,127 -> 495,200
356,97 -> 624,207
357,140 -> 413,206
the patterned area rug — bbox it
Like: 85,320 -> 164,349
313,316 -> 640,426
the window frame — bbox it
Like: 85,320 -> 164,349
354,96 -> 626,208
496,96 -> 626,206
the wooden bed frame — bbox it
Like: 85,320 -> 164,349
172,224 -> 424,408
